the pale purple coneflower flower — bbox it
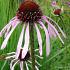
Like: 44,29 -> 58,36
51,1 -> 57,7
0,1 -> 66,57
4,48 -> 43,70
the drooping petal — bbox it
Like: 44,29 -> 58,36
25,62 -> 29,70
22,23 -> 30,59
35,60 -> 41,67
1,20 -> 20,49
5,55 -> 16,59
35,66 -> 39,70
48,23 -> 57,38
34,49 -> 39,52
0,17 -> 17,37
11,16 -> 20,27
42,16 -> 64,44
4,25 -> 11,38
7,52 -> 15,55
39,21 -> 50,56
16,24 -> 25,59
0,24 -> 10,37
6,17 -> 20,37
11,60 -> 19,70
35,55 -> 43,59
42,16 -> 66,38
34,23 -> 42,56
10,59 -> 17,70
20,61 -> 23,70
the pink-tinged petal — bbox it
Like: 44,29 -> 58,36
4,17 -> 20,38
48,23 -> 57,38
49,23 -> 64,44
16,24 -> 25,59
1,20 -> 20,50
25,62 -> 29,70
11,60 -> 19,70
51,1 -> 56,7
0,17 -> 17,37
20,62 -> 23,70
11,16 -> 20,27
39,21 -> 50,56
22,23 -> 30,59
0,24 -> 10,37
42,16 -> 66,38
0,32 -> 2,37
42,16 -> 64,44
34,23 -> 42,56
4,25 -> 11,38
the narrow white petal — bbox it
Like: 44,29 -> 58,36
34,49 -> 39,52
35,60 -> 41,66
22,23 -> 30,59
35,55 -> 43,59
35,23 -> 42,56
7,52 -> 15,55
35,66 -> 39,70
0,17 -> 17,37
50,23 -> 64,44
16,24 -> 25,59
20,62 -> 23,70
5,55 -> 16,59
48,24 -> 57,38
39,21 -> 50,56
10,59 -> 17,70
43,17 -> 64,44
42,16 -> 66,38
28,60 -> 32,64
0,24 -> 10,37
25,62 -> 29,70
11,17 -> 20,27
1,21 -> 20,49
11,60 -> 19,70
4,25 -> 11,38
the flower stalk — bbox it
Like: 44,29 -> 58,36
29,23 -> 35,70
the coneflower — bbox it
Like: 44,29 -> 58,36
1,48 -> 43,70
0,0 -> 66,55
0,1 -> 66,70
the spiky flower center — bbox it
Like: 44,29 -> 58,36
54,9 -> 61,15
16,1 -> 42,23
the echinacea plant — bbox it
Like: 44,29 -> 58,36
51,1 -> 57,7
0,1 -> 66,70
51,1 -> 63,16
1,48 -> 43,70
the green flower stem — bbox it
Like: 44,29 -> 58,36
29,23 -> 35,70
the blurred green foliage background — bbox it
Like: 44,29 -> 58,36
0,0 -> 70,70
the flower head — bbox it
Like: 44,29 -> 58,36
16,1 -> 42,23
0,1 -> 66,57
53,6 -> 63,16
51,1 -> 57,7
51,1 -> 64,16
4,48 -> 42,70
